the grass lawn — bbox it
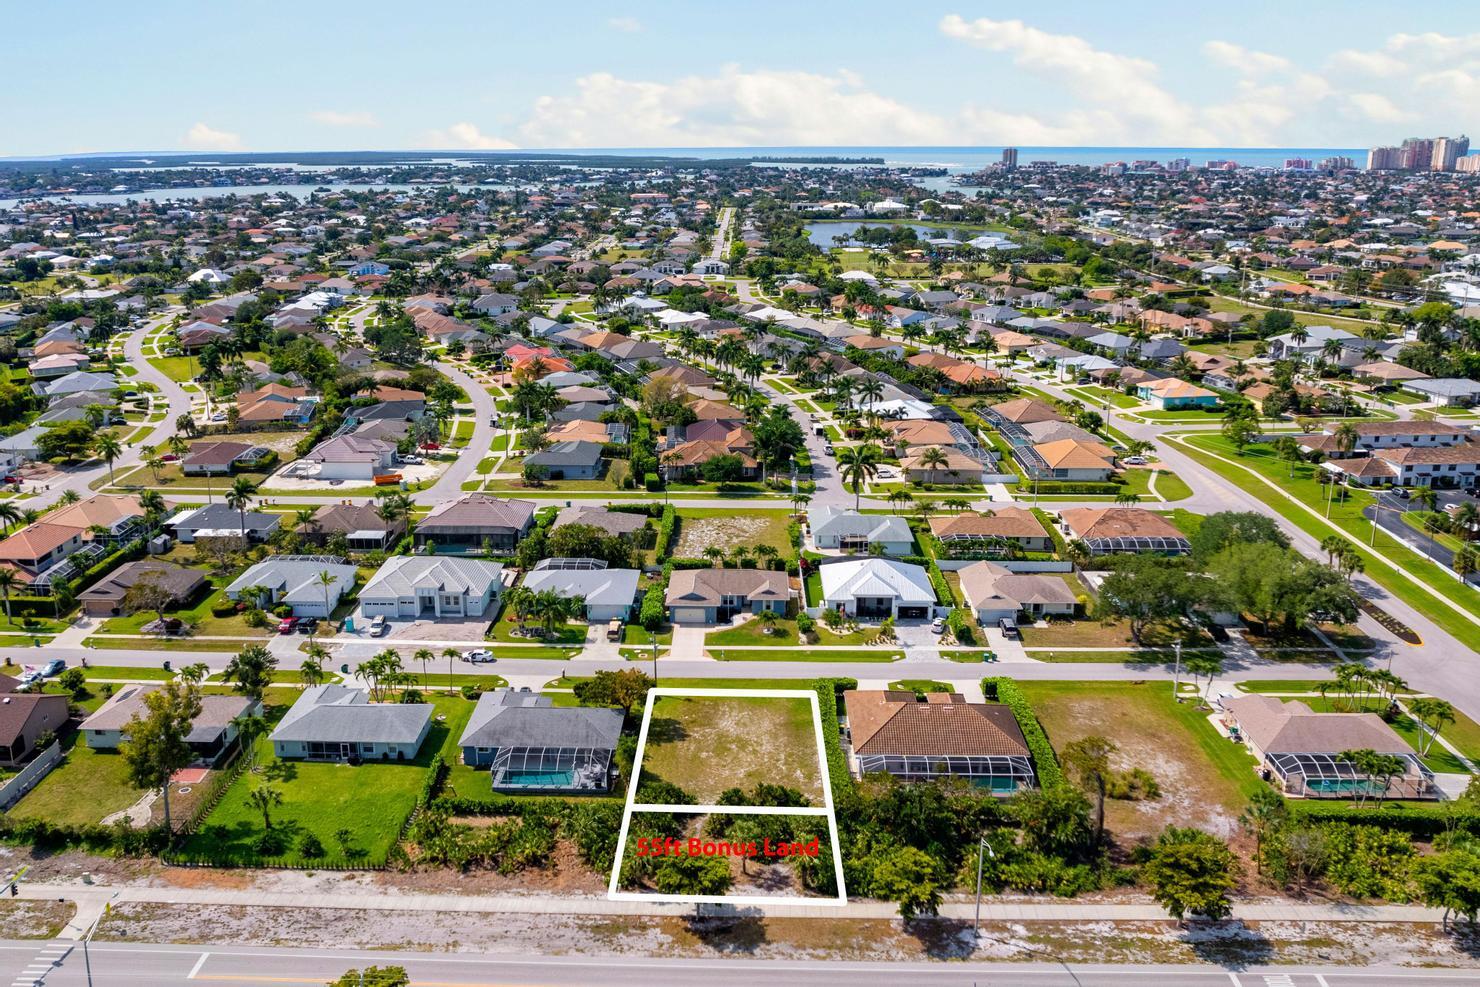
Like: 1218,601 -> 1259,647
1177,432 -> 1480,650
1018,680 -> 1264,840
622,625 -> 673,646
708,647 -> 903,662
889,679 -> 953,693
1151,470 -> 1194,502
1019,618 -> 1212,649
180,694 -> 473,867
1063,386 -> 1140,409
1236,679 -> 1340,693
99,587 -> 263,639
638,695 -> 822,803
148,356 -> 199,383
706,618 -> 800,646
82,665 -> 179,681
487,609 -> 588,645
8,734 -> 143,827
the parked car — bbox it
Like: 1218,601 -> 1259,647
1122,456 -> 1147,466
998,619 -> 1021,640
606,618 -> 623,641
930,616 -> 945,634
369,615 -> 388,637
824,444 -> 835,455
296,618 -> 319,635
278,617 -> 298,634
39,659 -> 65,678
464,648 -> 496,664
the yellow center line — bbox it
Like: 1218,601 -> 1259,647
194,976 -> 546,987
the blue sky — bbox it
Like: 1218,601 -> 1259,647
4,1 -> 1478,155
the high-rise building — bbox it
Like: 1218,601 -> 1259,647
1400,137 -> 1436,170
1001,147 -> 1019,171
1367,146 -> 1403,170
1284,158 -> 1313,170
1433,136 -> 1471,172
1167,157 -> 1191,172
1456,154 -> 1480,174
1318,156 -> 1356,171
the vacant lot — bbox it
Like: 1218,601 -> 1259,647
673,510 -> 791,560
8,735 -> 144,827
639,695 -> 823,803
1017,681 -> 1262,841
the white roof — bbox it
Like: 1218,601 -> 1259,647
362,555 -> 504,599
819,558 -> 934,607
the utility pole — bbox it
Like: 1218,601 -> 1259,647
651,636 -> 659,685
1171,639 -> 1184,700
973,836 -> 996,937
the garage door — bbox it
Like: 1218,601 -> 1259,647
673,608 -> 709,624
898,606 -> 928,620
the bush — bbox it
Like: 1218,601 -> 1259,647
459,684 -> 482,700
946,608 -> 974,644
298,832 -> 326,858
655,505 -> 677,562
984,677 -> 1064,789
644,473 -> 661,492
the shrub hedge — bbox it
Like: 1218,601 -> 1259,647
983,677 -> 1064,790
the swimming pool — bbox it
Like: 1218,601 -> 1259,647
500,768 -> 575,788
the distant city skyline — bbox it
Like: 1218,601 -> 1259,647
3,1 -> 1478,157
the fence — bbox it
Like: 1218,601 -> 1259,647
0,742 -> 62,812
935,559 -> 1073,573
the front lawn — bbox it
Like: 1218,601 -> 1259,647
708,647 -> 902,662
487,607 -> 588,645
8,735 -> 143,827
1019,618 -> 1212,649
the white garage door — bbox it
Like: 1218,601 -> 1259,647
673,608 -> 709,625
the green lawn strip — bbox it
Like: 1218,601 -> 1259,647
180,694 -> 474,867
1151,470 -> 1194,502
708,647 -> 902,662
1063,386 -> 1141,409
1398,511 -> 1466,555
706,619 -> 800,646
1235,679 -> 1339,693
1024,649 -> 1198,663
888,679 -> 953,693
488,645 -> 584,660
81,637 -> 258,653
82,665 -> 179,681
621,625 -> 673,646
1177,432 -> 1480,649
7,734 -> 144,826
941,650 -> 999,663
487,609 -> 588,645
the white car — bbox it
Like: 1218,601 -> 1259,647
368,615 -> 388,637
930,616 -> 945,634
463,649 -> 496,664
1122,456 -> 1147,466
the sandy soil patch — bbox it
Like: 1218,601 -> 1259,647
639,696 -> 823,803
673,515 -> 776,559
0,899 -> 76,939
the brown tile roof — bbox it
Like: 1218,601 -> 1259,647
844,691 -> 1030,757
665,568 -> 790,607
930,508 -> 1047,541
1059,508 -> 1187,543
987,398 -> 1064,424
1223,694 -> 1412,756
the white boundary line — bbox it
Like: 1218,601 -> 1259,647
606,687 -> 848,906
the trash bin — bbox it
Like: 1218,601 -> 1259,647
162,660 -> 171,672
340,664 -> 349,675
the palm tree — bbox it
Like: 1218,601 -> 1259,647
917,446 -> 948,484
301,645 -> 327,690
1455,502 -> 1480,541
1333,422 -> 1360,457
93,432 -> 122,485
247,785 -> 283,830
145,457 -> 165,484
168,435 -> 190,460
414,648 -> 434,689
315,570 -> 338,626
230,711 -> 270,765
442,647 -> 460,693
226,477 -> 258,547
0,502 -> 21,536
0,567 -> 17,625
837,443 -> 883,510
1412,485 -> 1438,515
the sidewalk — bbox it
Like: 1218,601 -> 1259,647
17,881 -> 1448,926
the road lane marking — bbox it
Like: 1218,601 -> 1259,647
188,952 -> 210,979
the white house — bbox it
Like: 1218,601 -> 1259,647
225,556 -> 358,618
302,435 -> 397,481
817,557 -> 937,621
520,558 -> 640,622
809,508 -> 915,555
359,556 -> 505,619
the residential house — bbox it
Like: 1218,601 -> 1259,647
225,556 -> 357,617
297,502 -> 407,551
81,687 -> 258,766
1022,439 -> 1117,481
551,506 -> 648,540
842,690 -> 1035,791
457,690 -> 623,792
958,561 -> 1077,624
665,568 -> 791,625
817,557 -> 937,621
524,440 -> 605,480
521,558 -> 641,622
414,494 -> 535,554
79,561 -> 206,618
929,508 -> 1053,555
0,687 -> 70,767
302,435 -> 397,482
236,383 -> 315,426
1136,378 -> 1221,411
167,502 -> 281,544
900,447 -> 984,484
359,555 -> 506,618
270,684 -> 433,762
183,441 -> 270,476
1220,694 -> 1435,800
1057,507 -> 1191,556
809,508 -> 915,555
1401,378 -> 1480,407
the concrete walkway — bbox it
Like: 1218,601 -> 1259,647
15,882 -> 1452,927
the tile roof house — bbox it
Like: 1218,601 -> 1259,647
457,689 -> 623,792
270,685 -> 433,762
958,561 -> 1078,624
298,502 -> 407,551
183,440 -> 270,476
1057,508 -> 1191,556
982,398 -> 1064,426
808,507 -> 915,555
1024,438 -> 1117,481
666,568 -> 791,625
551,506 -> 649,539
818,557 -> 937,621
302,434 -> 397,481
236,383 -> 315,425
79,560 -> 207,617
899,447 -> 984,484
843,690 -> 1035,791
523,440 -> 605,480
81,686 -> 258,765
359,555 -> 506,619
1221,694 -> 1435,800
415,494 -> 535,554
929,508 -> 1052,555
0,687 -> 69,767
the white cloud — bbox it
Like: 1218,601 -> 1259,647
1345,92 -> 1410,124
1202,41 -> 1292,76
517,66 -> 951,147
422,121 -> 517,150
310,110 -> 379,127
607,16 -> 641,32
182,122 -> 243,151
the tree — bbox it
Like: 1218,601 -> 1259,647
331,967 -> 411,987
0,567 -> 17,625
37,419 -> 94,461
1005,785 -> 1095,859
836,443 -> 883,510
225,476 -> 259,547
1143,827 -> 1238,920
1189,511 -> 1289,560
1410,698 -> 1457,756
1061,735 -> 1115,844
224,644 -> 277,701
93,432 -> 123,485
572,668 -> 654,720
869,845 -> 943,920
1337,748 -> 1408,807
1221,410 -> 1259,455
247,784 -> 283,830
1096,556 -> 1208,644
121,573 -> 179,625
1239,787 -> 1288,875
1414,849 -> 1480,930
316,569 -> 339,623
119,679 -> 203,832
652,854 -> 732,897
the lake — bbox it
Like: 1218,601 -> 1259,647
804,221 -> 991,250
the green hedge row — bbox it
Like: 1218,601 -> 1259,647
983,677 -> 1064,790
654,506 -> 677,562
1287,800 -> 1480,837
813,677 -> 858,811
0,815 -> 168,857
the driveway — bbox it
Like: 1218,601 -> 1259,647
364,614 -> 493,642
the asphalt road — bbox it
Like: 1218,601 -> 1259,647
2,940 -> 1475,987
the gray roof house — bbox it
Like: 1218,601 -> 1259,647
167,503 -> 280,544
521,558 -> 641,622
359,555 -> 505,619
270,684 -> 433,762
225,556 -> 358,618
666,568 -> 791,625
81,686 -> 259,766
523,440 -> 605,480
808,507 -> 915,555
415,494 -> 535,553
551,506 -> 648,539
457,689 -> 623,792
40,370 -> 117,399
